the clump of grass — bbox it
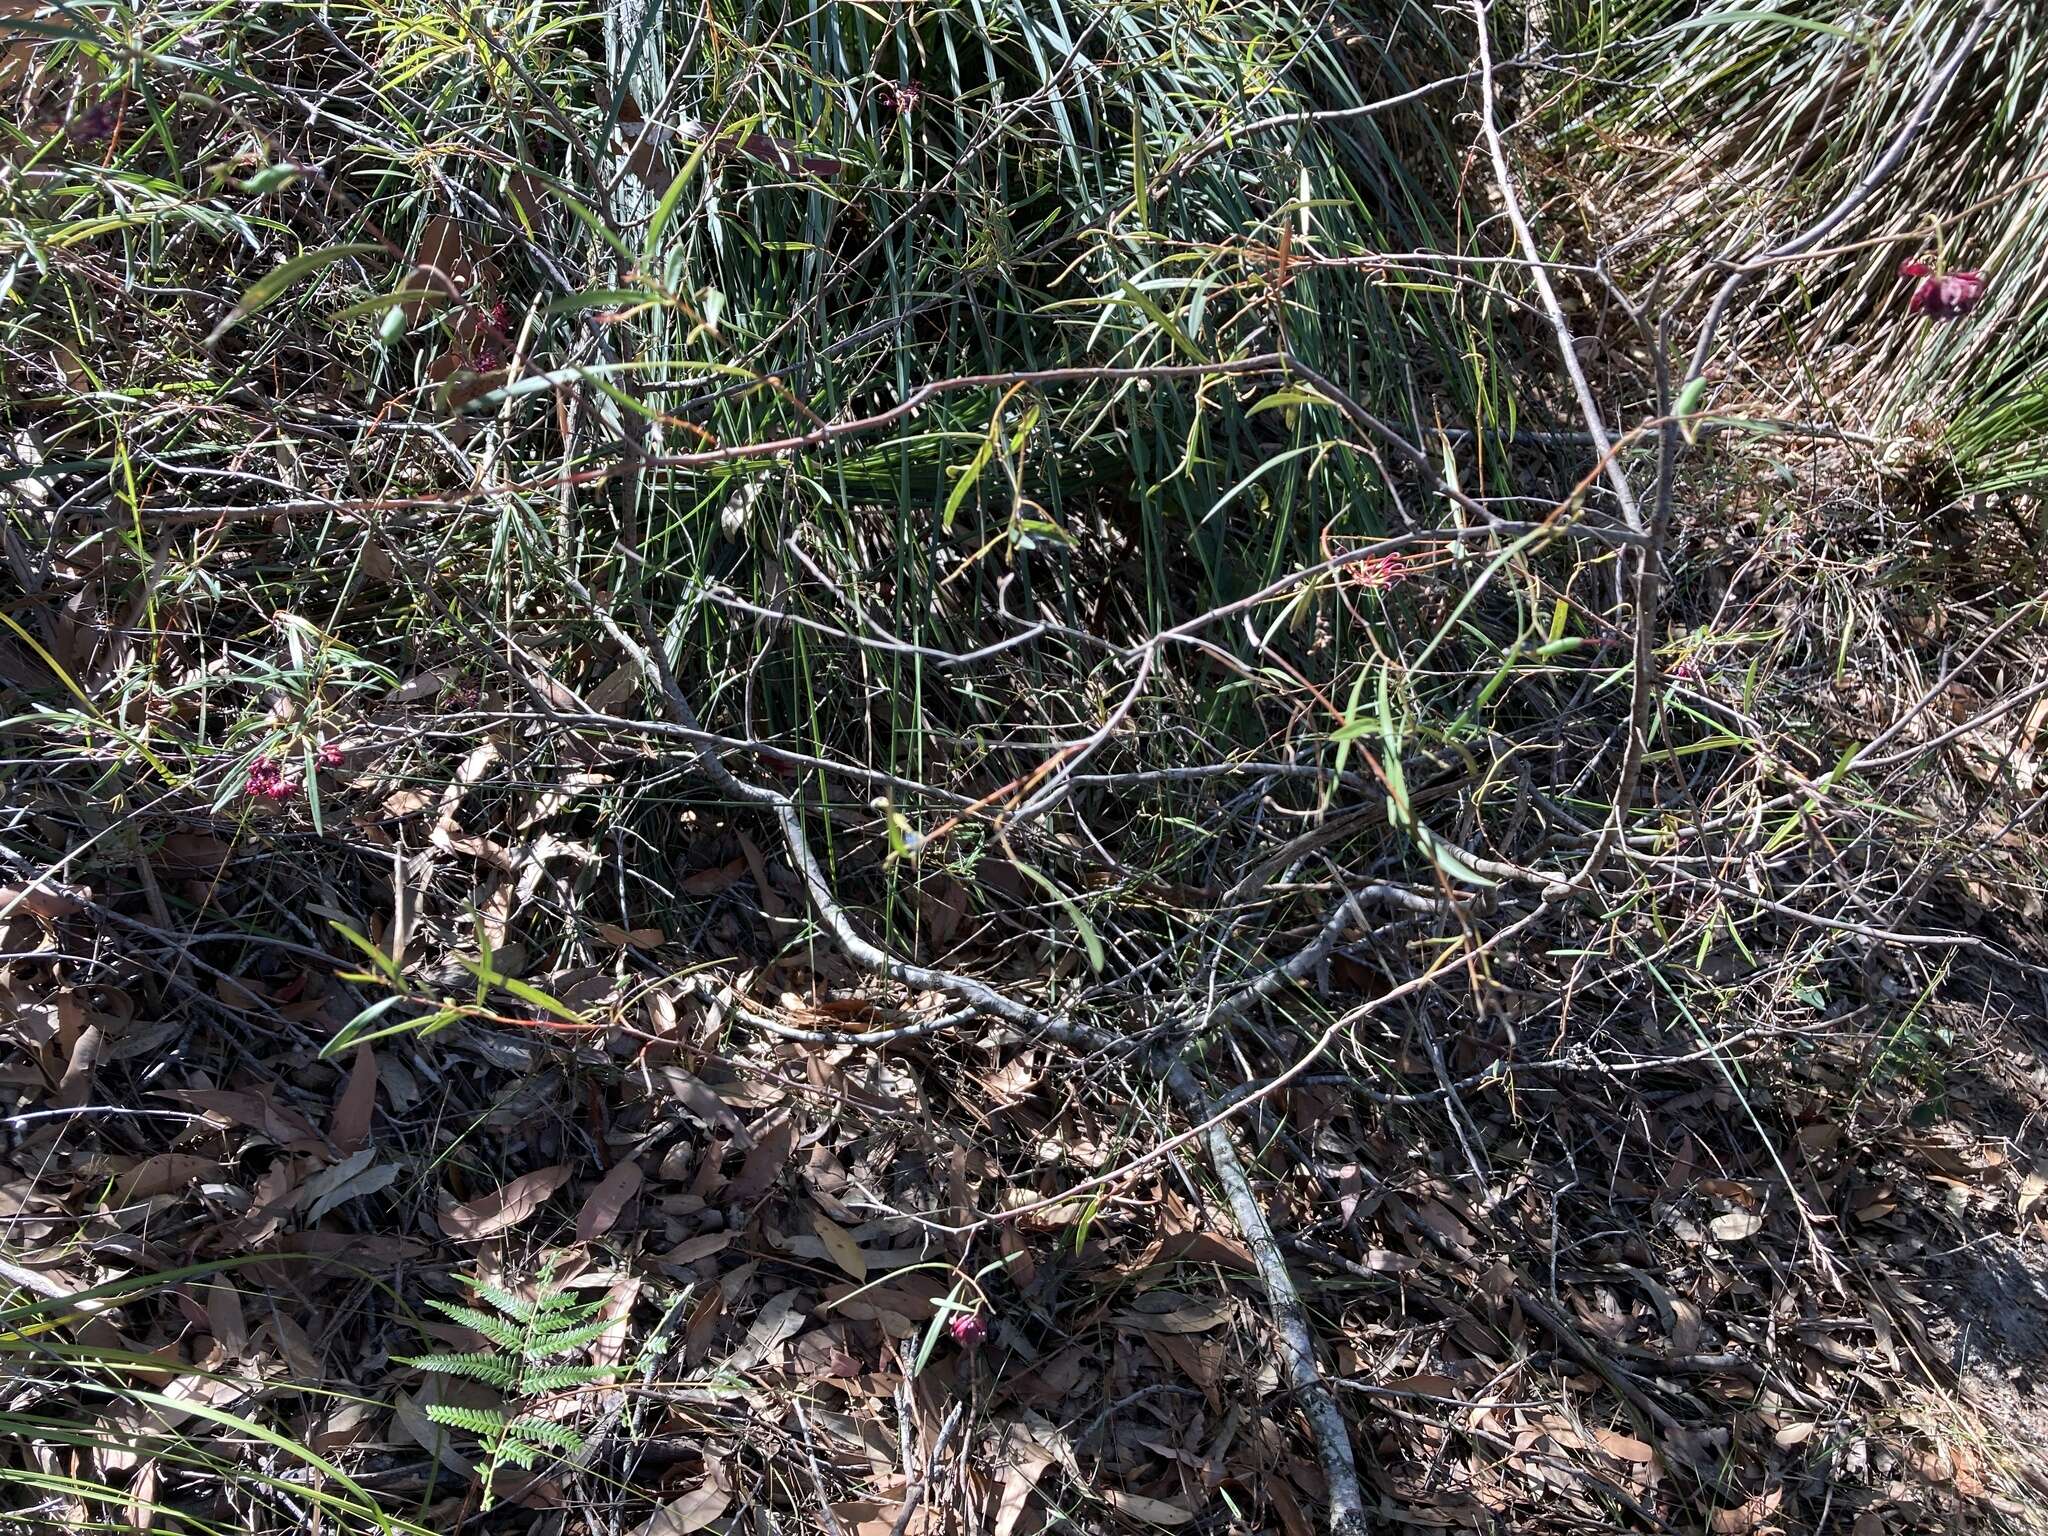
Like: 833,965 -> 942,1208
1555,0 -> 2048,491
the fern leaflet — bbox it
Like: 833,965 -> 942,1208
397,1259 -> 614,1509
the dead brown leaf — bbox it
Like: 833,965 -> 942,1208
1708,1488 -> 1782,1534
54,1023 -> 99,1108
1101,1490 -> 1196,1526
330,1044 -> 379,1153
1,883 -> 81,920
736,831 -> 784,916
725,1110 -> 793,1200
0,0 -> 47,89
801,1206 -> 868,1278
681,857 -> 747,894
658,1231 -> 734,1267
1594,1427 -> 1654,1464
115,1153 -> 222,1203
1130,1231 -> 1258,1273
659,1067 -> 753,1147
158,1087 -> 322,1147
575,1159 -> 644,1243
727,1289 -> 806,1370
392,1387 -> 475,1476
2020,1171 -> 2046,1219
721,130 -> 849,179
597,922 -> 666,950
188,1273 -> 238,1346
682,1286 -> 725,1368
630,1481 -> 729,1536
155,833 -> 234,871
1112,1293 -> 1232,1333
917,872 -> 969,948
213,975 -> 265,1011
1265,1473 -> 1316,1536
441,1165 -> 570,1241
404,215 -> 493,318
993,1420 -> 1060,1536
1710,1209 -> 1764,1243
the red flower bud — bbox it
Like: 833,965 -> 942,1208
948,1311 -> 988,1348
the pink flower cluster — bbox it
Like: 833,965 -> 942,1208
1356,553 -> 1408,591
948,1311 -> 988,1348
244,757 -> 298,801
879,81 -> 923,114
469,300 -> 514,371
318,741 -> 344,768
1900,260 -> 1986,321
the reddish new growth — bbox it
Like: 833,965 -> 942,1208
1900,259 -> 1986,321
948,1311 -> 988,1348
244,757 -> 297,801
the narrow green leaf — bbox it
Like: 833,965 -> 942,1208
458,956 -> 588,1027
327,920 -> 401,984
1655,9 -> 1858,40
1675,375 -> 1710,443
325,288 -> 441,325
207,242 -> 382,344
1116,281 -> 1203,361
1413,825 -> 1499,889
1008,856 -> 1105,973
942,437 -> 995,530
1246,388 -> 1330,415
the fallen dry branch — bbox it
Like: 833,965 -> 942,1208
566,555 -> 1381,1531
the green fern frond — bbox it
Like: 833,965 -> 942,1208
496,1439 -> 538,1470
532,1287 -> 593,1316
400,1258 -> 631,1512
527,1314 -> 617,1356
396,1350 -> 521,1388
520,1362 -> 616,1392
427,1301 -> 528,1348
464,1280 -> 541,1322
423,1403 -> 507,1436
505,1416 -> 585,1452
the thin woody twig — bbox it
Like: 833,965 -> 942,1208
553,555 -> 1379,1535
885,1402 -> 964,1536
1470,0 -> 1642,534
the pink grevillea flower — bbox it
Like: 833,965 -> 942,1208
317,741 -> 345,769
1357,553 -> 1408,591
68,101 -> 116,143
879,81 -> 923,114
244,757 -> 297,801
1901,259 -> 1986,321
948,1311 -> 988,1348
